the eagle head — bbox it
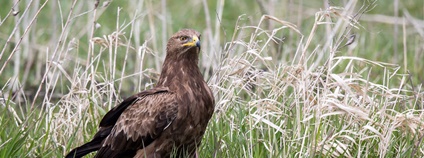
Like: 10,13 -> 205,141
166,29 -> 201,58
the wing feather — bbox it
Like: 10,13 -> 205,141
99,87 -> 169,127
65,87 -> 173,158
94,91 -> 178,158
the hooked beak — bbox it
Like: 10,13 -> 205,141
182,35 -> 201,48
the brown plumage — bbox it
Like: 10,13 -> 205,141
66,29 -> 215,158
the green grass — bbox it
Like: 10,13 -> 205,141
1,0 -> 424,157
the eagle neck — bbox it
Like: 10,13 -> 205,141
156,56 -> 203,91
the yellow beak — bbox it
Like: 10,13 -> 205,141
182,35 -> 200,48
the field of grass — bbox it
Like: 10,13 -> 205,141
1,0 -> 423,157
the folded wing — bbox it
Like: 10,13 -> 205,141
65,87 -> 177,158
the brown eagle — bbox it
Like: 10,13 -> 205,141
66,29 -> 215,158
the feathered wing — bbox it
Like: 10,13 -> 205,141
65,87 -> 176,158
94,90 -> 178,158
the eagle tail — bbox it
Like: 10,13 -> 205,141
65,138 -> 102,158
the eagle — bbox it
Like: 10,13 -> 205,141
66,29 -> 215,158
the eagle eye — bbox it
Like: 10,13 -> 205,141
179,36 -> 188,41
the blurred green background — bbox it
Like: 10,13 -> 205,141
1,1 -> 423,97
0,0 -> 423,157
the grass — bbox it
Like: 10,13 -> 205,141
1,0 -> 424,157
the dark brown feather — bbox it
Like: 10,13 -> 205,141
95,92 -> 177,157
66,29 -> 215,158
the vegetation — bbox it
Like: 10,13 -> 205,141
0,0 -> 423,157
